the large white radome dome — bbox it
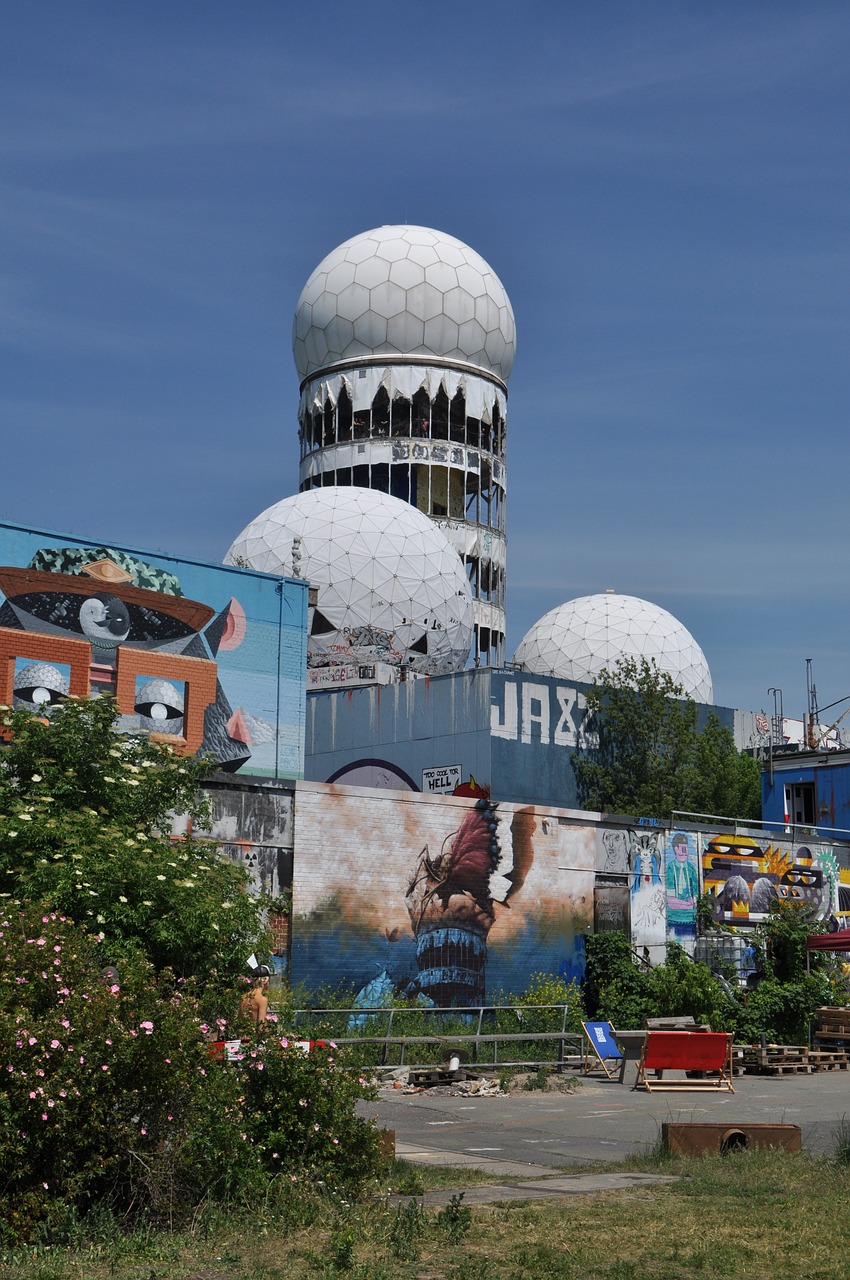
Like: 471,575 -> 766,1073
293,225 -> 516,385
513,593 -> 714,703
226,488 -> 474,675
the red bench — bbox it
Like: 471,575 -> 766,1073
635,1030 -> 734,1093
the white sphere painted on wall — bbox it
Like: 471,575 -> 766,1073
513,592 -> 714,703
226,488 -> 474,675
293,225 -> 516,384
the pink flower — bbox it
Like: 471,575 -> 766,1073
50,1039 -> 61,1049
101,1065 -> 109,1071
41,1113 -> 48,1121
140,1127 -> 147,1135
140,1021 -> 154,1034
28,1037 -> 36,1046
332,1138 -> 339,1145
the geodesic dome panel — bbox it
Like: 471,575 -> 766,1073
225,488 -> 474,675
512,593 -> 714,703
293,226 -> 516,384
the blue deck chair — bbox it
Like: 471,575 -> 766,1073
581,1021 -> 624,1080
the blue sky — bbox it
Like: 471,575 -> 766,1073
2,2 -> 849,719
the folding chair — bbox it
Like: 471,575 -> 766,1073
581,1021 -> 624,1079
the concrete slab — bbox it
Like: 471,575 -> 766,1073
389,1172 -> 680,1207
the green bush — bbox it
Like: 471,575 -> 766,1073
739,975 -> 832,1045
232,1033 -> 381,1190
504,971 -> 585,1031
0,906 -> 382,1244
649,943 -> 735,1030
585,935 -> 736,1031
0,697 -> 264,991
584,933 -> 654,1027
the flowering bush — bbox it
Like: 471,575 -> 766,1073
0,907 -> 382,1244
231,1034 -> 380,1190
0,697 -> 264,986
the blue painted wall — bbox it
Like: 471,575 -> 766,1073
306,666 -> 737,811
0,520 -> 307,779
763,752 -> 850,839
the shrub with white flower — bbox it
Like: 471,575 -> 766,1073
0,697 -> 264,985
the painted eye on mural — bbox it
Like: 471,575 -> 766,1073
136,700 -> 181,723
13,662 -> 69,709
134,678 -> 184,727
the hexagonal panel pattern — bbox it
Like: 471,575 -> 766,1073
512,593 -> 714,702
293,226 -> 516,383
226,488 -> 474,675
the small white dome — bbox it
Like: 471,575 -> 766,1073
293,225 -> 516,384
513,593 -> 714,703
226,488 -> 474,675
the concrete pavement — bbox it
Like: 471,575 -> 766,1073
364,1065 -> 850,1179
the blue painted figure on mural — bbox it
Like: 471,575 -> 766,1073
665,831 -> 699,939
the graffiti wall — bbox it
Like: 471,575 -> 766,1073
701,832 -> 840,927
592,821 -> 848,965
291,781 -> 595,1003
0,521 -> 308,778
594,825 -> 683,963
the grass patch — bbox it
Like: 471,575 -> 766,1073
4,1149 -> 850,1279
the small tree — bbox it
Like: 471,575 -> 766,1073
0,697 -> 263,986
572,657 -> 761,821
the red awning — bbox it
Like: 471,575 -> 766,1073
806,930 -> 850,951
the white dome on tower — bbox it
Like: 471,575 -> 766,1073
293,225 -> 516,384
512,592 -> 714,703
226,488 -> 474,675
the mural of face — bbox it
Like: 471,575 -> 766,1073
0,546 -> 251,769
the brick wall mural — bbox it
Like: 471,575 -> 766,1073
291,781 -> 595,1003
0,521 -> 307,779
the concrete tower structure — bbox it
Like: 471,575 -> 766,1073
293,225 -> 516,666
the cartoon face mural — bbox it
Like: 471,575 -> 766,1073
599,829 -> 630,875
291,782 -> 595,1004
664,831 -> 700,947
627,830 -> 666,963
0,528 -> 308,778
702,834 -> 836,926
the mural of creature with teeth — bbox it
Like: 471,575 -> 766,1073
702,834 -> 838,926
405,794 -> 535,1006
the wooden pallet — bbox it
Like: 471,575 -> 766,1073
407,1067 -> 474,1087
752,1061 -> 810,1076
806,1051 -> 849,1072
742,1045 -> 809,1075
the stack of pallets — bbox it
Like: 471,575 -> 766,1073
741,1043 -> 849,1075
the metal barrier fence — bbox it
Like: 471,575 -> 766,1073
282,1003 -> 583,1071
